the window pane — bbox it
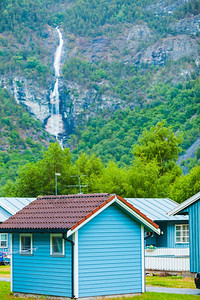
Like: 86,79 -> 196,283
0,241 -> 6,247
21,236 -> 31,253
1,234 -> 6,240
52,237 -> 62,254
176,224 -> 189,243
0,234 -> 7,247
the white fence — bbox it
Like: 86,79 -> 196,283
145,248 -> 190,271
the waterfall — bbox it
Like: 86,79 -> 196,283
46,27 -> 64,140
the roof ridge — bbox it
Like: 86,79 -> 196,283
38,193 -> 112,200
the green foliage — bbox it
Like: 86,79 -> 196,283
0,87 -> 53,194
71,78 -> 200,165
2,123 -> 192,202
133,121 -> 182,173
170,166 -> 200,203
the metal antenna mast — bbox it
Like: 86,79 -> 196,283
68,175 -> 88,194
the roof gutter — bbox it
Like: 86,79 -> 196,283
62,234 -> 75,299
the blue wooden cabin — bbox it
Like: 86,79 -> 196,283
0,198 -> 35,253
126,198 -> 189,249
0,193 -> 160,298
169,191 -> 200,273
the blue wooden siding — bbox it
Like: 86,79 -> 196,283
187,201 -> 200,273
12,233 -> 72,297
78,203 -> 142,297
146,221 -> 189,248
167,221 -> 189,248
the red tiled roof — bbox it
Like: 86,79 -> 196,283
0,193 -> 159,232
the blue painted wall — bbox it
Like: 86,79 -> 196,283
186,201 -> 200,273
12,233 -> 72,297
78,203 -> 142,297
167,221 -> 189,248
146,221 -> 189,248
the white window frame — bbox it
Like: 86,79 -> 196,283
50,234 -> 65,256
175,224 -> 189,244
0,233 -> 8,248
19,234 -> 33,255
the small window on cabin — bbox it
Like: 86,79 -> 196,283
0,234 -> 8,248
50,234 -> 65,256
20,234 -> 33,255
175,224 -> 189,243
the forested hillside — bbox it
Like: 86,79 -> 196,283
0,0 -> 200,195
71,78 -> 200,165
0,88 -> 53,188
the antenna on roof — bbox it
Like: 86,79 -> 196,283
67,175 -> 88,194
55,173 -> 61,196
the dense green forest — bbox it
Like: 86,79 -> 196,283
2,123 -> 199,203
71,78 -> 200,165
62,0 -> 200,36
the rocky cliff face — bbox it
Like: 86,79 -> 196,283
135,34 -> 199,65
1,1 -> 200,145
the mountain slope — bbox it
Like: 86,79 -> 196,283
71,78 -> 200,165
0,87 -> 53,189
0,0 -> 199,166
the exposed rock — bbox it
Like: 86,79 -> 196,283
3,77 -> 50,123
177,138 -> 200,164
172,14 -> 200,35
147,0 -> 190,16
127,25 -> 152,42
135,35 -> 199,65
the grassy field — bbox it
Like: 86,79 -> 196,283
0,265 -> 10,278
0,282 -> 199,300
146,276 -> 195,289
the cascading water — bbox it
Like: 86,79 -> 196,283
46,27 -> 64,140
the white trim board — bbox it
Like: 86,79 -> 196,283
10,234 -> 13,292
168,191 -> 200,216
115,199 -> 160,235
141,225 -> 145,293
73,231 -> 78,298
67,197 -> 116,237
67,196 -> 160,237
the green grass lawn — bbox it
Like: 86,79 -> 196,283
146,276 -> 195,289
0,265 -> 10,277
0,282 -> 199,300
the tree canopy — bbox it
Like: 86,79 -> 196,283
2,122 -> 199,203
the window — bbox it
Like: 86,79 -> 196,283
50,234 -> 65,256
0,234 -> 7,248
20,234 -> 33,255
175,224 -> 189,243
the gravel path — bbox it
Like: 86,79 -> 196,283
147,286 -> 200,295
0,277 -> 10,282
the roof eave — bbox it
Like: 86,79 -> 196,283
0,228 -> 68,233
168,191 -> 200,216
67,195 -> 160,237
